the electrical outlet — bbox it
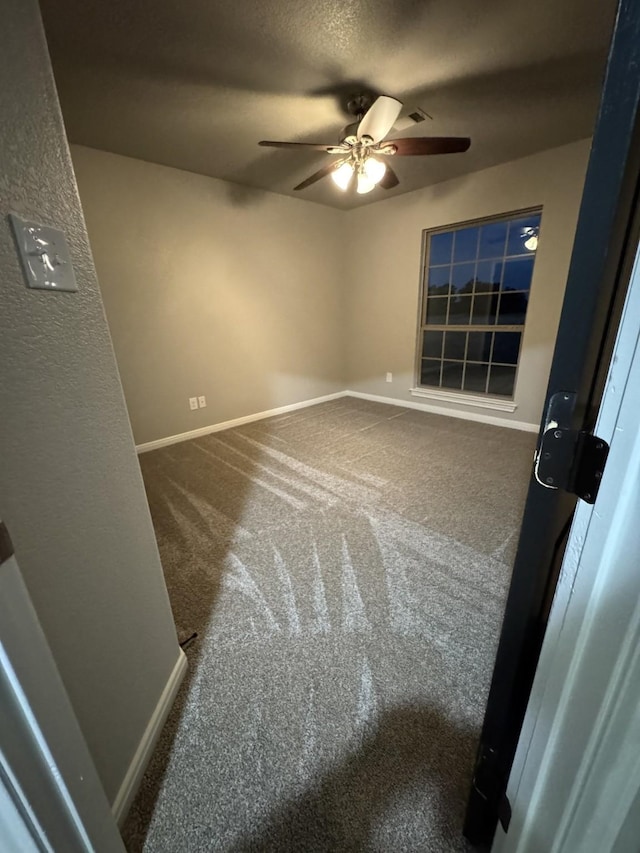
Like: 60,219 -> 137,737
198,396 -> 207,408
189,397 -> 198,411
386,372 -> 393,383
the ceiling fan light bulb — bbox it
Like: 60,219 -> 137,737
356,172 -> 376,194
363,157 -> 386,184
331,162 -> 354,191
524,235 -> 538,251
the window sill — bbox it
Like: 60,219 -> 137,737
409,387 -> 518,412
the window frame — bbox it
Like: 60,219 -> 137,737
413,207 -> 542,407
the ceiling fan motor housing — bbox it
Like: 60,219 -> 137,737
342,93 -> 376,142
341,120 -> 360,142
346,93 -> 375,119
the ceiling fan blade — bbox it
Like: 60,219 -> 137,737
386,137 -> 471,156
379,163 -> 400,189
357,96 -> 403,143
293,162 -> 339,191
259,140 -> 341,152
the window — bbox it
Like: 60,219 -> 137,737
416,210 -> 541,401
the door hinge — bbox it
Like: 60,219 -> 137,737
470,744 -> 512,833
534,392 -> 609,504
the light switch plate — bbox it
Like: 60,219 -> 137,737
9,214 -> 77,292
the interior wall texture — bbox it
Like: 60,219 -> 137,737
0,1 -> 181,804
71,145 -> 346,446
344,139 -> 592,427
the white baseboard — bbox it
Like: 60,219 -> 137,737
136,392 -> 348,453
345,390 -> 540,432
112,650 -> 187,826
136,388 -> 538,453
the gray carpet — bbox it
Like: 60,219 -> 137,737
122,397 -> 535,852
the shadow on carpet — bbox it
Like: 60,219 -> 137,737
122,398 -> 535,852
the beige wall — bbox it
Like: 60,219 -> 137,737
344,140 -> 591,427
74,140 -> 590,440
71,146 -> 345,446
0,1 -> 181,804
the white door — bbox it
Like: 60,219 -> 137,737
0,530 -> 125,852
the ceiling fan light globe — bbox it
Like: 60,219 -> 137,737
363,157 -> 386,184
331,162 -> 355,191
356,172 -> 376,194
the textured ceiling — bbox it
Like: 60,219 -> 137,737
40,0 -> 617,209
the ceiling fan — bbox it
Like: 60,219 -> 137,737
259,94 -> 471,195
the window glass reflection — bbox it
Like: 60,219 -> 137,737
453,227 -> 480,262
419,211 -> 540,399
430,231 -> 454,265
